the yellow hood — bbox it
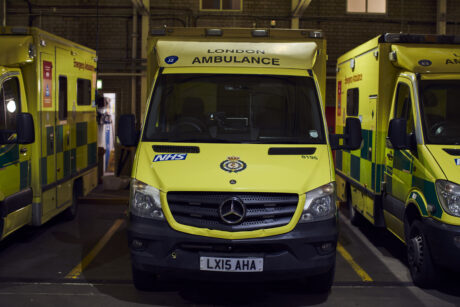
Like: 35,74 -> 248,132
134,142 -> 333,194
427,145 -> 460,184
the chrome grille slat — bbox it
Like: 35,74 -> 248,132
167,192 -> 298,232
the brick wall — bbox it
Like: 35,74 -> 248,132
3,0 -> 459,173
5,0 -> 458,109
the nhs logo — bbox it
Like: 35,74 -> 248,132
153,154 -> 187,162
455,159 -> 460,166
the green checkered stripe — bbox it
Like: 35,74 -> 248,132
0,144 -> 30,191
336,128 -> 384,193
386,152 -> 442,219
336,128 -> 443,219
41,121 -> 97,186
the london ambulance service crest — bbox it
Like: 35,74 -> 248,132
220,156 -> 247,173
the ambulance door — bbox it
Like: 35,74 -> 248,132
384,77 -> 416,239
0,71 -> 33,237
55,47 -> 73,208
40,53 -> 57,215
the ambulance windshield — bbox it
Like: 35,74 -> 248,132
143,74 -> 325,144
419,80 -> 460,145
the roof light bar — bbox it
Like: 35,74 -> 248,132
383,33 -> 460,44
206,29 -> 223,37
252,29 -> 269,37
309,31 -> 323,39
11,27 -> 28,34
151,28 -> 166,36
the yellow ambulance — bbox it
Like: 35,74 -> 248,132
336,33 -> 460,287
0,27 -> 98,240
118,27 -> 361,291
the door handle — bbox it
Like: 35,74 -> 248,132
20,147 -> 28,154
50,133 -> 54,149
387,153 -> 393,161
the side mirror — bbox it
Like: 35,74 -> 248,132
0,113 -> 35,145
388,118 -> 413,150
117,114 -> 138,147
330,117 -> 362,150
16,113 -> 35,144
344,117 -> 362,150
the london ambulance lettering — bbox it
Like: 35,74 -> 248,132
445,53 -> 460,64
192,49 -> 280,66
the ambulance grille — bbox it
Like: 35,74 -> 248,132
167,192 -> 298,232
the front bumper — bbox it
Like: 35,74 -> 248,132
423,218 -> 460,271
128,216 -> 337,281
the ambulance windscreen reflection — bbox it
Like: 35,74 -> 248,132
419,80 -> 460,145
143,74 -> 325,144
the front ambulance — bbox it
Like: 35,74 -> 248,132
393,42 -> 460,271
417,74 -> 460,270
128,40 -> 337,290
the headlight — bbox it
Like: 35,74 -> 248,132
130,179 -> 164,220
436,180 -> 460,217
299,182 -> 336,223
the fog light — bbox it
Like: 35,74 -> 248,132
316,242 -> 335,255
132,239 -> 146,250
321,242 -> 333,252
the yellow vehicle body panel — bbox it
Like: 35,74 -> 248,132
335,34 -> 460,234
391,45 -> 460,74
156,40 -> 318,69
0,27 -> 98,240
0,36 -> 34,66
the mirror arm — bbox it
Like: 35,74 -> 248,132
330,133 -> 347,150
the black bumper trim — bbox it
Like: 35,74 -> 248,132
128,216 -> 337,281
423,218 -> 460,270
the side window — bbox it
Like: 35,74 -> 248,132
346,88 -> 359,116
0,77 -> 21,130
77,78 -> 91,106
200,0 -> 242,11
59,76 -> 68,120
347,0 -> 386,14
394,82 -> 414,134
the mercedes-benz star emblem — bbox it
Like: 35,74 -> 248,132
219,197 -> 246,225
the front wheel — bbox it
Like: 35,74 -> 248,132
132,266 -> 157,291
62,183 -> 79,220
347,186 -> 363,226
406,220 -> 438,288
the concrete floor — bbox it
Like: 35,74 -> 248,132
0,201 -> 459,307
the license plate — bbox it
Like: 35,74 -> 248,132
200,257 -> 263,272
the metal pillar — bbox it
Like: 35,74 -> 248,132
437,0 -> 446,35
131,6 -> 138,116
140,0 -> 150,120
2,0 -> 6,27
291,0 -> 311,29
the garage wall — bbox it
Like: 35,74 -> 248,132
3,0 -> 460,173
4,0 -> 460,108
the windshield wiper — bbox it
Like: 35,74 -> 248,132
250,137 -> 322,144
153,137 -> 234,143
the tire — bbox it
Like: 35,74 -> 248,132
62,183 -> 79,221
305,264 -> 335,293
132,266 -> 157,291
406,220 -> 438,288
347,186 -> 362,226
